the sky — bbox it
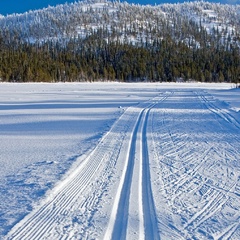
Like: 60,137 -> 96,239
0,0 -> 239,15
0,0 -> 76,15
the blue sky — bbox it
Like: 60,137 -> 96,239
0,0 -> 76,15
0,0 -> 239,15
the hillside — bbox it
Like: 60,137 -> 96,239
1,0 -> 240,45
0,0 -> 239,82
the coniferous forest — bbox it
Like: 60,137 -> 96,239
0,0 -> 239,83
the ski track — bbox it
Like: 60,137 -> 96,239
142,108 -> 160,240
7,94 -> 169,240
104,98 -> 165,240
6,101 -> 132,240
6,89 -> 240,240
150,90 -> 240,240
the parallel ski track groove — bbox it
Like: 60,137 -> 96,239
111,103 -> 161,239
13,149 -> 114,240
8,106 -> 135,240
105,94 -> 170,240
111,109 -> 145,240
8,94 -> 170,240
196,91 -> 240,131
142,108 -> 160,240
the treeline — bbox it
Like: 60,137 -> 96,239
0,32 -> 239,83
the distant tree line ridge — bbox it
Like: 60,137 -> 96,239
0,32 -> 239,83
0,31 -> 240,83
0,0 -> 239,83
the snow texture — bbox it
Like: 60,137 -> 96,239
0,82 -> 239,239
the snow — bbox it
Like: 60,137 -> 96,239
0,82 -> 239,239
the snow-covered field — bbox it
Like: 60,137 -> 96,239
0,82 -> 239,239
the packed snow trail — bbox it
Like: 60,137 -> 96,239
110,110 -> 144,240
5,88 -> 240,240
106,104 -> 160,240
6,94 -> 167,240
142,109 -> 160,240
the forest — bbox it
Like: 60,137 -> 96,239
0,0 -> 239,83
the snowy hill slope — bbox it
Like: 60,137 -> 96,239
0,0 -> 239,47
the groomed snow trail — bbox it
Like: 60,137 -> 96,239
6,94 -> 166,240
6,88 -> 240,240
105,104 -> 160,240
